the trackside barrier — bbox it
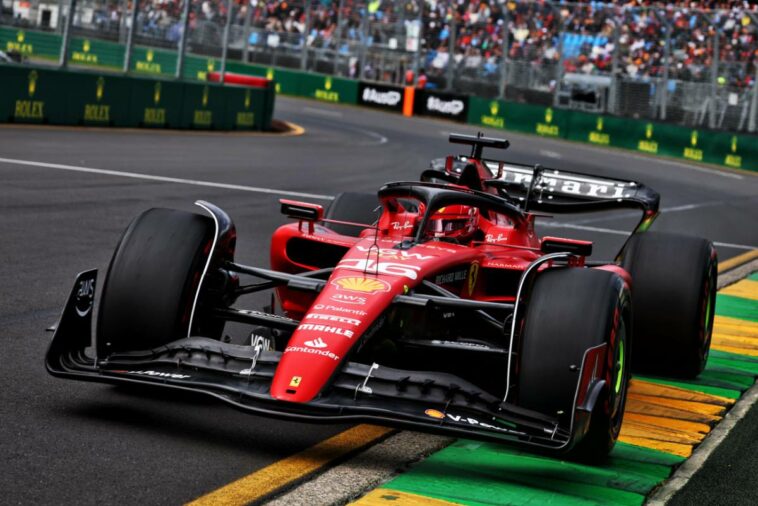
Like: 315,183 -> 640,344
0,65 -> 273,131
467,97 -> 757,172
1,24 -> 755,169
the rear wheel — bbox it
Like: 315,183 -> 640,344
323,192 -> 380,237
518,268 -> 631,462
97,208 -> 215,357
621,232 -> 717,378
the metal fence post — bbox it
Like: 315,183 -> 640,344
498,10 -> 509,99
446,15 -> 456,92
59,0 -> 76,67
301,1 -> 312,71
176,0 -> 192,79
553,3 -> 566,107
709,23 -> 719,129
242,0 -> 253,63
333,0 -> 345,76
356,2 -> 371,80
123,0 -> 139,73
749,63 -> 758,133
219,0 -> 234,83
661,13 -> 671,121
412,0 -> 424,86
608,18 -> 619,115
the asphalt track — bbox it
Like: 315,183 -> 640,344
0,96 -> 756,505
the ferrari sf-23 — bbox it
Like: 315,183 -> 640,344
47,134 -> 717,460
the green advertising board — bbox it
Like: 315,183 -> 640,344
0,64 -> 274,131
130,46 -> 177,77
68,37 -> 124,69
467,98 -> 569,138
0,27 -> 61,61
0,65 -> 67,124
182,54 -> 220,81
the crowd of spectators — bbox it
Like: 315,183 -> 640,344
8,0 -> 755,87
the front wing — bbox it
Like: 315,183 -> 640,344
46,270 -> 602,452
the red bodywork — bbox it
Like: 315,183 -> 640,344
267,156 -> 622,403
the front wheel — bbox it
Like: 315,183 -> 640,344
96,208 -> 215,357
518,268 -> 631,462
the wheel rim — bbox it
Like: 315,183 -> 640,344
610,318 -> 628,429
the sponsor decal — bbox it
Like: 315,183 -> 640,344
285,345 -> 340,361
536,107 -> 560,137
305,313 -> 362,326
683,130 -> 703,162
289,376 -> 302,387
425,409 -> 445,419
481,100 -> 505,128
431,340 -> 491,349
486,162 -> 633,200
725,135 -> 742,168
485,233 -> 508,243
355,246 -> 432,261
332,276 -> 390,294
75,277 -> 95,317
391,220 -> 414,231
115,370 -> 190,379
362,87 -> 402,106
250,333 -> 272,351
467,262 -> 480,295
426,96 -> 464,116
314,303 -> 367,316
305,337 -> 328,348
423,410 -> 511,433
434,269 -> 467,285
297,323 -> 354,338
329,294 -> 367,305
337,259 -> 421,280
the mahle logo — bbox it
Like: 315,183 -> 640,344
325,76 -> 333,90
17,30 -> 24,43
28,70 -> 38,97
545,107 -> 553,124
731,136 -> 738,153
489,101 -> 499,116
83,39 -> 91,53
690,130 -> 698,147
147,49 -> 154,62
153,82 -> 161,105
596,117 -> 603,131
684,130 -> 703,162
645,123 -> 653,139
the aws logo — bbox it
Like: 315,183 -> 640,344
331,276 -> 390,294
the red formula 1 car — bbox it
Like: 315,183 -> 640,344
47,134 -> 717,460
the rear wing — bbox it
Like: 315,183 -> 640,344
481,160 -> 660,214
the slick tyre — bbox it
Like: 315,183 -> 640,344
518,268 -> 630,462
621,232 -> 717,378
324,192 -> 380,237
97,208 -> 214,356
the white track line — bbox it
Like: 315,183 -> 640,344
303,107 -> 343,118
539,221 -> 757,251
0,157 -> 335,200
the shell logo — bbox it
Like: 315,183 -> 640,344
332,276 -> 390,294
425,409 -> 445,419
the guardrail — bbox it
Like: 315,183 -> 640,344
0,65 -> 274,131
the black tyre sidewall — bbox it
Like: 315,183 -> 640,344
97,208 -> 214,356
622,232 -> 717,377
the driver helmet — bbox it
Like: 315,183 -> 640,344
429,205 -> 479,242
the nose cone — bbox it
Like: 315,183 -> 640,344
270,275 -> 399,402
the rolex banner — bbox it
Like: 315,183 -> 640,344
357,82 -> 405,112
414,89 -> 468,122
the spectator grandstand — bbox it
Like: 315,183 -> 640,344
1,0 -> 756,131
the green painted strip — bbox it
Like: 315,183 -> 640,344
636,375 -> 742,399
699,368 -> 755,388
716,294 -> 758,322
709,349 -> 758,365
706,356 -> 758,375
385,443 -> 647,506
379,439 -> 685,506
747,272 -> 758,282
